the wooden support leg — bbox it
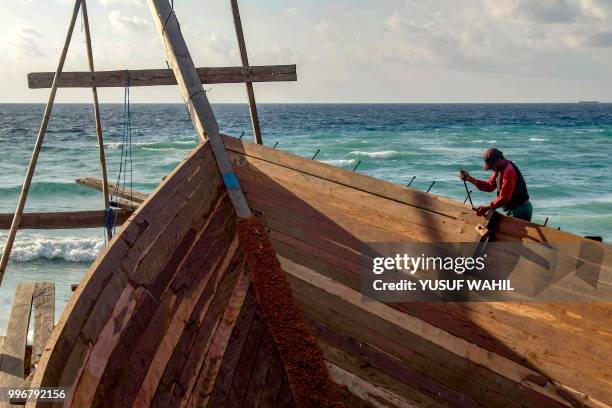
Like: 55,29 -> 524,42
230,0 -> 263,145
82,0 -> 112,239
0,0 -> 83,286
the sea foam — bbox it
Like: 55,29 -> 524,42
322,159 -> 357,166
6,236 -> 105,263
348,150 -> 402,158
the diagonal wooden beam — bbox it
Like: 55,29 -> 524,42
76,177 -> 148,203
82,0 -> 112,241
0,0 -> 83,286
148,0 -> 251,218
231,0 -> 263,145
28,65 -> 297,89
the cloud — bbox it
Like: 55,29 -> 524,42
516,0 -> 585,23
99,0 -> 142,6
3,25 -> 46,60
485,0 -> 606,23
587,31 -> 612,46
286,8 -> 297,15
108,10 -> 151,33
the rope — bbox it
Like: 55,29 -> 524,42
104,207 -> 117,239
111,70 -> 135,213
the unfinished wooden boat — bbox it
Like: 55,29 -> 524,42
20,135 -> 610,408
1,1 -> 608,407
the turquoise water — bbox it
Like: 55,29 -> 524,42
1,103 -> 611,331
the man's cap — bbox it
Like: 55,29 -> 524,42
483,147 -> 504,170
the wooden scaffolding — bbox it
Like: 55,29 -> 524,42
0,0 -> 297,285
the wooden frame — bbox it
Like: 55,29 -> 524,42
28,65 -> 297,88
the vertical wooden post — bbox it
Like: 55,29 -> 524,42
82,0 -> 112,240
148,0 -> 252,218
230,0 -> 262,145
0,0 -> 83,286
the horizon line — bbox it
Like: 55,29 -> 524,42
1,101 -> 610,105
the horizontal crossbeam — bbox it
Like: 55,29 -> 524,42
28,64 -> 296,88
0,209 -> 131,230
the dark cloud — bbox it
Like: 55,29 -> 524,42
588,31 -> 612,46
517,0 -> 586,23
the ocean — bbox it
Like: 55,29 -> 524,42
1,103 -> 611,332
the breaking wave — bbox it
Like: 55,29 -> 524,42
5,236 -> 104,263
348,150 -> 404,158
321,159 -> 357,166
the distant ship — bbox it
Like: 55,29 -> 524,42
578,100 -> 600,104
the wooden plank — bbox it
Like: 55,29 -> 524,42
0,283 -> 35,388
326,362 -> 419,408
232,154 -> 475,242
206,285 -> 258,408
252,347 -> 285,408
226,310 -> 266,407
128,236 -> 242,408
0,209 -> 131,230
242,322 -> 285,408
282,257 -> 583,407
31,283 -> 54,371
69,194 -> 237,407
28,143 -> 212,394
148,0 -> 252,218
76,177 -> 148,203
319,340 -> 451,408
28,65 -> 297,88
275,226 -> 612,367
150,252 -> 247,407
224,135 -> 472,219
184,271 -> 252,408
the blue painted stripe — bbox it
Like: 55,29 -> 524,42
222,172 -> 241,190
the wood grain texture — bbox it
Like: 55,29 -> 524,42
0,283 -> 35,390
31,283 -> 54,371
148,0 -> 251,218
0,209 -> 131,230
27,142 -> 217,405
76,177 -> 148,203
28,65 -> 297,88
24,130 -> 612,408
224,136 -> 611,407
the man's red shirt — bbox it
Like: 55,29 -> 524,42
473,161 -> 518,210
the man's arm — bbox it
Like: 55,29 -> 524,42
472,174 -> 497,192
458,169 -> 497,192
489,166 -> 516,209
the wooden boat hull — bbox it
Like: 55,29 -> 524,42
29,136 -> 611,407
28,142 -> 297,407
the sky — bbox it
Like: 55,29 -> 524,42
0,0 -> 611,103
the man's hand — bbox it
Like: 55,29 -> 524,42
475,205 -> 491,217
458,169 -> 473,183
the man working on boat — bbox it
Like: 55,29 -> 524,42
458,147 -> 533,221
